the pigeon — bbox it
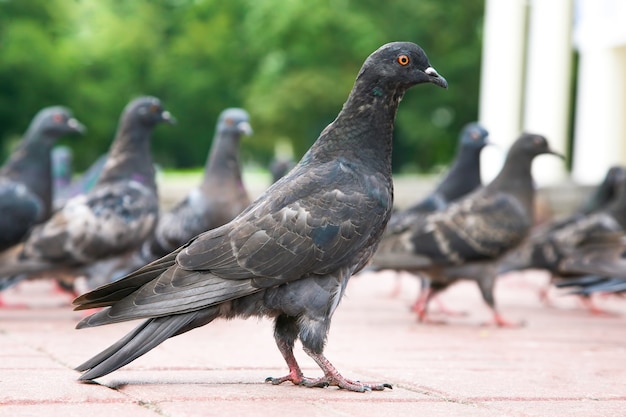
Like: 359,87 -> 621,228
72,41 -> 448,392
85,108 -> 254,288
387,122 -> 490,233
371,133 -> 564,326
145,108 -> 253,260
375,122 -> 489,301
0,107 -> 85,252
0,97 -> 174,293
496,165 -> 626,312
553,234 -> 626,302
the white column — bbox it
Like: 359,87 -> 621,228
572,46 -> 626,183
479,0 -> 529,182
523,0 -> 573,185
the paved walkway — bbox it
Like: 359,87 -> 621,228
1,271 -> 625,417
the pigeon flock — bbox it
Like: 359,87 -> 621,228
0,41 -> 624,391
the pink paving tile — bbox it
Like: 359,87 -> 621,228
0,402 -> 160,417
157,399 -> 333,417
329,400 -> 513,417
94,369 -> 428,402
0,271 -> 624,416
0,370 -> 129,404
481,399 -> 626,417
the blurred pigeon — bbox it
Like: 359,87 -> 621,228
0,97 -> 174,293
497,166 -> 626,311
88,108 -> 254,288
146,107 -> 253,260
371,133 -> 564,326
0,107 -> 85,252
377,122 -> 489,301
552,234 -> 626,308
387,122 -> 489,233
72,42 -> 448,391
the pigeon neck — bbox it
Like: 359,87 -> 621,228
202,130 -> 244,187
96,122 -> 157,190
435,145 -> 482,201
1,130 -> 56,219
308,77 -> 402,173
489,152 -> 536,214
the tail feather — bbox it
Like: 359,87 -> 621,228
76,307 -> 218,380
73,251 -> 178,310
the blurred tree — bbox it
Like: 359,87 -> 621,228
0,0 -> 484,173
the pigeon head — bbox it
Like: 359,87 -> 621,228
27,106 -> 86,141
358,42 -> 448,91
124,96 -> 176,128
512,133 -> 564,159
217,108 -> 253,137
460,122 -> 490,149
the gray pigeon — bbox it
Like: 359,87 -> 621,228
145,107 -> 253,260
72,42 -> 448,392
498,165 -> 626,276
0,107 -> 85,252
371,133 -> 564,326
387,122 -> 490,233
375,122 -> 489,302
0,97 -> 174,292
554,234 -> 626,300
88,108 -> 254,287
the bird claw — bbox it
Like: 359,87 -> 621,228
265,374 -> 328,388
265,374 -> 391,392
308,376 -> 392,392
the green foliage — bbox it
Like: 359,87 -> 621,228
0,0 -> 484,172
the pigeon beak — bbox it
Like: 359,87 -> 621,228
67,118 -> 86,135
161,110 -> 177,125
545,148 -> 566,159
425,67 -> 448,89
237,121 -> 253,136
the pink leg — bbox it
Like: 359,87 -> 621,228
301,346 -> 392,392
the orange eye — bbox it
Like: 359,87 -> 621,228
149,104 -> 160,113
52,113 -> 64,123
397,54 -> 410,66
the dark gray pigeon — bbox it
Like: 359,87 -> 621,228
386,122 -> 490,234
0,97 -> 174,292
371,133 -> 563,326
496,166 -> 626,310
72,42 -> 448,392
87,108 -> 254,288
375,122 -> 489,301
0,107 -> 85,252
554,234 -> 626,300
145,107 -> 253,260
